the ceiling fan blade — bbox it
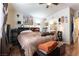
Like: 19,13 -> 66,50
39,3 -> 45,4
39,3 -> 59,8
52,3 -> 59,5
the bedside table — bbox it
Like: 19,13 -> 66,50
11,29 -> 19,45
57,42 -> 66,56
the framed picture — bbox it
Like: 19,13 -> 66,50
65,16 -> 68,23
61,16 -> 64,23
17,21 -> 21,24
23,16 -> 33,25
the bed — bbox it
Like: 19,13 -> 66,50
18,30 -> 56,56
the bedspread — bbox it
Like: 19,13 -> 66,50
18,32 -> 56,56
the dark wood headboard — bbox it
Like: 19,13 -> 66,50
10,27 -> 40,45
18,27 -> 40,33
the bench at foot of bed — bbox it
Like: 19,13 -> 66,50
34,41 -> 66,56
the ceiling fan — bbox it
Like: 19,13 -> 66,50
39,3 -> 59,8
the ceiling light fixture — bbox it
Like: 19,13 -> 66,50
47,3 -> 51,5
46,3 -> 51,8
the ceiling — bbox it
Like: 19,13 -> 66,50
8,3 -> 79,18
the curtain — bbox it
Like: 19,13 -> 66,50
0,3 -> 8,56
0,3 -> 4,55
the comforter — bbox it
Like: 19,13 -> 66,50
18,32 -> 56,56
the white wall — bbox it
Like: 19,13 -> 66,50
7,4 -> 16,29
7,4 -> 24,29
15,12 -> 24,28
7,4 -> 44,30
7,11 -> 16,28
75,10 -> 79,18
47,7 -> 71,44
7,5 -> 71,44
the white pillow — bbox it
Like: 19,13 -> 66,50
20,30 -> 32,33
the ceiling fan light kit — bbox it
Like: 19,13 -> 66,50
47,3 -> 51,5
39,3 -> 59,8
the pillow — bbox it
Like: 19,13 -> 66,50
41,32 -> 55,36
20,30 -> 32,33
50,31 -> 56,35
41,32 -> 49,36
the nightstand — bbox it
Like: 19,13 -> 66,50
11,29 -> 19,45
56,42 -> 66,56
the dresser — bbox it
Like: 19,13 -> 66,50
11,29 -> 19,45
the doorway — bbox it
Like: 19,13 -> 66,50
73,18 -> 78,44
